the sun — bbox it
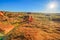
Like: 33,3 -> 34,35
49,3 -> 56,9
45,2 -> 58,13
47,2 -> 58,9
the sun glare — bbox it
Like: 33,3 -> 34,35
47,2 -> 58,10
45,1 -> 58,13
49,3 -> 56,9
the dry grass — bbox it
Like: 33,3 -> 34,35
0,12 -> 60,40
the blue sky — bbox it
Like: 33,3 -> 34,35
0,0 -> 60,13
